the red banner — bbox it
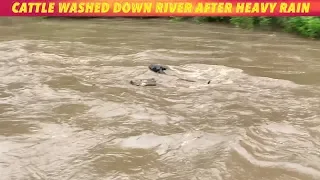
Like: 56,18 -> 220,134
1,0 -> 319,16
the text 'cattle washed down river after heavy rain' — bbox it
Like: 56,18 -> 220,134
0,18 -> 320,180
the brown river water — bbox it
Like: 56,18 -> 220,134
0,17 -> 320,180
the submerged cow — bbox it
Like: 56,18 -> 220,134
148,64 -> 168,74
130,78 -> 156,86
130,64 -> 211,86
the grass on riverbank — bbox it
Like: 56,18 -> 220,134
171,17 -> 320,39
43,16 -> 320,39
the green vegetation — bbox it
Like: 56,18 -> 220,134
44,16 -> 320,39
171,17 -> 320,39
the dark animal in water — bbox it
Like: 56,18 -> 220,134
130,64 -> 211,86
148,64 -> 168,74
148,64 -> 211,84
130,78 -> 157,86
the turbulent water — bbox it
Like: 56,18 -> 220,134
0,17 -> 320,180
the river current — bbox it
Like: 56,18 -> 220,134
0,17 -> 320,180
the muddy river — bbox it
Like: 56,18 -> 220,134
0,17 -> 320,180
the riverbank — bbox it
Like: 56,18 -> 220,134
43,16 -> 320,39
172,17 -> 320,39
